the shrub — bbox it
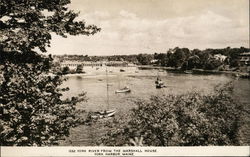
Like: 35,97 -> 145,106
98,82 -> 243,146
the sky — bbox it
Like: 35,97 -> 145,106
47,0 -> 249,56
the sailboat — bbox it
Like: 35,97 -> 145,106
90,66 -> 116,120
155,70 -> 166,88
115,73 -> 131,93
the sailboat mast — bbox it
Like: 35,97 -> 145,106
118,74 -> 121,89
106,65 -> 110,110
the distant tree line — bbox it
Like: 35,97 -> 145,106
54,47 -> 249,71
153,47 -> 249,70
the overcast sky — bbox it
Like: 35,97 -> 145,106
47,0 -> 249,56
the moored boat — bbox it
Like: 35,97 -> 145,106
90,110 -> 116,119
115,86 -> 131,93
155,80 -> 166,88
155,71 -> 166,88
90,66 -> 116,120
184,70 -> 193,74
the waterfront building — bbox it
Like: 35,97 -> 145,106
60,60 -> 128,70
239,52 -> 250,72
105,61 -> 128,67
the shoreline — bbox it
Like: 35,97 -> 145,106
137,65 -> 250,78
60,65 -> 249,79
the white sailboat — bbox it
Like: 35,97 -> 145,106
90,66 -> 116,120
115,73 -> 131,93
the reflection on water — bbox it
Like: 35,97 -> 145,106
60,67 -> 250,145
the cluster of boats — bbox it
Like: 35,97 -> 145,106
89,68 -> 166,120
89,68 -> 131,120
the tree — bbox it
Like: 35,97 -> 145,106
136,54 -> 153,65
154,53 -> 169,66
168,47 -> 190,68
185,55 -> 200,69
204,57 -> 223,70
76,64 -> 84,73
62,66 -> 70,74
0,0 -> 100,146
98,82 -> 243,146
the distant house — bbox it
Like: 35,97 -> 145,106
214,54 -> 227,62
150,59 -> 158,64
238,52 -> 250,72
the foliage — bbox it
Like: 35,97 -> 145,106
153,47 -> 249,70
204,57 -> 223,70
184,55 -> 200,70
98,82 -> 243,146
62,66 -> 70,75
136,54 -> 153,65
61,65 -> 85,75
154,53 -> 168,66
53,47 -> 249,70
75,64 -> 84,73
0,62 -> 87,146
0,0 -> 100,146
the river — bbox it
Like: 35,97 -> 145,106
60,66 -> 250,146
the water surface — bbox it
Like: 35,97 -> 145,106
60,67 -> 250,145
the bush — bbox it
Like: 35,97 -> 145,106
98,82 -> 243,146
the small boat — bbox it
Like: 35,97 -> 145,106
120,69 -> 125,72
233,73 -> 240,78
155,77 -> 166,88
184,70 -> 192,74
115,86 -> 131,93
90,110 -> 116,119
156,82 -> 166,88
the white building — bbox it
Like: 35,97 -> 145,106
60,61 -> 128,70
214,54 -> 227,62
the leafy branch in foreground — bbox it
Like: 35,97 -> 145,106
0,0 -> 100,146
98,82 -> 243,146
0,62 -> 87,146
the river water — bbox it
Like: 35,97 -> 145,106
60,66 -> 250,146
